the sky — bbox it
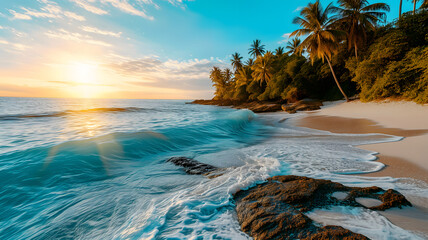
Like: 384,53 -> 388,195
0,0 -> 418,99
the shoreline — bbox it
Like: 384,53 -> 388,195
291,100 -> 428,237
294,101 -> 428,182
295,114 -> 428,183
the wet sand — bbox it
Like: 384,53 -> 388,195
297,115 -> 428,182
294,101 -> 428,238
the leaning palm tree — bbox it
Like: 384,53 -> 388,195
248,39 -> 266,58
286,38 -> 302,55
412,0 -> 426,13
413,0 -> 417,14
332,0 -> 390,60
275,46 -> 285,56
291,0 -> 349,101
230,52 -> 243,71
251,52 -> 273,86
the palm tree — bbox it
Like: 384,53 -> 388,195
231,52 -> 243,71
291,0 -> 349,101
210,67 -> 226,100
251,52 -> 273,86
286,38 -> 302,55
235,66 -> 253,87
413,0 -> 417,14
422,0 -> 428,8
245,58 -> 255,66
248,39 -> 266,58
332,0 -> 390,60
275,46 -> 285,56
399,0 -> 403,19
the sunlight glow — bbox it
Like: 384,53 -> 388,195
71,62 -> 98,84
69,62 -> 100,98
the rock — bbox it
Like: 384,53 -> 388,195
188,99 -> 239,106
189,100 -> 283,113
233,175 -> 412,240
248,103 -> 282,113
281,100 -> 323,114
167,157 -> 219,175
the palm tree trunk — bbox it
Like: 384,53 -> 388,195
354,43 -> 358,61
326,58 -> 349,102
399,0 -> 403,20
414,0 -> 417,14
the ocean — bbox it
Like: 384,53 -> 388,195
0,97 -> 426,239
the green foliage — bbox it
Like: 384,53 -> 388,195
347,11 -> 428,103
397,10 -> 428,47
208,8 -> 427,104
351,46 -> 428,103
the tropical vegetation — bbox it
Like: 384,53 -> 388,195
209,0 -> 428,104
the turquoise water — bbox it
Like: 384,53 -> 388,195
0,97 -> 426,240
0,97 -> 276,239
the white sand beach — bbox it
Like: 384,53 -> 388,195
294,100 -> 428,237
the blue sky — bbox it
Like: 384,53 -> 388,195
0,0 -> 418,99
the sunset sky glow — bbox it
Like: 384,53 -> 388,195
0,0 -> 416,99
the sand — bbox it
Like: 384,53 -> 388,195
296,100 -> 428,179
293,100 -> 428,237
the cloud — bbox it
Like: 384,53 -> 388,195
294,6 -> 304,13
64,11 -> 86,21
69,0 -> 191,20
0,39 -> 30,51
0,26 -> 27,37
69,0 -> 109,15
48,80 -> 112,87
81,26 -> 122,37
101,0 -> 154,20
45,29 -> 112,47
9,1 -> 85,21
278,33 -> 292,44
9,10 -> 32,20
108,57 -> 227,91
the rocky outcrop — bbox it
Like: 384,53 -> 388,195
188,100 -> 282,113
167,157 -> 218,175
233,175 -> 412,240
237,102 -> 282,113
167,157 -> 412,239
189,99 -> 323,114
189,99 -> 239,106
281,99 -> 323,114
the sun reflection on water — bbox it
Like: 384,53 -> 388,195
44,100 -> 124,174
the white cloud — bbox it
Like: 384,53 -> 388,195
101,0 -> 154,20
9,1 -> 85,21
64,11 -> 86,21
45,29 -> 112,47
9,10 -> 32,20
282,33 -> 292,38
0,39 -> 30,51
278,33 -> 292,44
108,56 -> 228,91
69,0 -> 191,20
69,0 -> 109,15
81,26 -> 122,37
294,6 -> 304,13
1,26 -> 28,37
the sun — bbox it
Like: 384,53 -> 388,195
71,62 -> 98,84
68,62 -> 101,98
